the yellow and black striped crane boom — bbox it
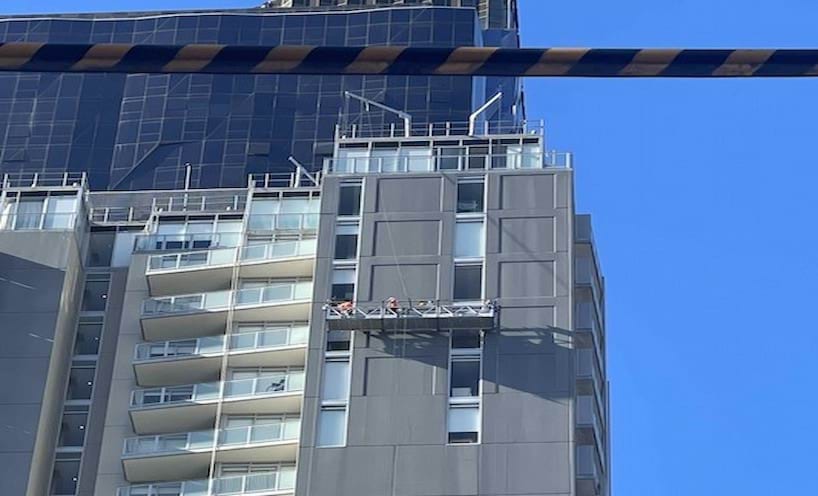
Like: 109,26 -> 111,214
0,43 -> 816,77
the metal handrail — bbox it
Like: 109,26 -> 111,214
336,119 -> 545,139
1,171 -> 87,189
141,281 -> 313,316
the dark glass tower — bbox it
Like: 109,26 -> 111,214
0,1 -> 522,190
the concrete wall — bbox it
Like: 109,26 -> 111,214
298,169 -> 577,496
0,231 -> 84,496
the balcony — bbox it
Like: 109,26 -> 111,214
576,444 -> 603,496
133,327 -> 309,386
576,395 -> 605,471
145,240 -> 317,296
117,468 -> 296,496
140,282 -> 313,341
122,420 -> 299,482
129,372 -> 304,434
325,300 -> 496,331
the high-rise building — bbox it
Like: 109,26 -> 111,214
0,2 -> 610,496
0,1 -> 523,190
0,118 -> 609,496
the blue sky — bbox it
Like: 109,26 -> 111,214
2,0 -> 815,494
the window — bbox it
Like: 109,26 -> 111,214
331,268 -> 356,302
450,359 -> 480,397
86,232 -> 114,267
321,359 -> 350,402
326,330 -> 351,352
452,330 -> 481,350
457,181 -> 484,213
43,197 -> 77,229
74,318 -> 102,356
448,404 -> 479,444
51,458 -> 80,495
334,224 -> 359,260
338,184 -> 362,216
66,366 -> 95,401
454,265 -> 483,301
317,407 -> 347,447
454,221 -> 484,259
58,412 -> 88,447
81,275 -> 109,312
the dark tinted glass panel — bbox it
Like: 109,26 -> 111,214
51,460 -> 80,495
81,278 -> 109,311
86,232 -> 114,267
334,234 -> 358,260
457,182 -> 484,213
331,284 -> 355,302
450,360 -> 480,397
454,265 -> 482,300
58,412 -> 88,447
338,185 -> 362,216
74,320 -> 102,355
452,330 -> 481,349
327,330 -> 351,352
448,431 -> 478,444
66,367 -> 95,400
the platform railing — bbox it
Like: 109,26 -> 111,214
324,299 -> 496,321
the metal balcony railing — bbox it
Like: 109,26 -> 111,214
325,300 -> 497,331
248,171 -> 322,189
122,419 -> 300,457
246,213 -> 319,233
129,372 -> 305,409
133,326 -> 310,362
134,233 -> 235,252
117,468 -> 296,496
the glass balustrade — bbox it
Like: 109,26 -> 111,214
117,467 -> 296,496
142,282 -> 312,317
133,327 -> 309,362
123,418 -> 300,457
130,372 -> 305,409
145,239 -> 318,274
241,239 -> 317,263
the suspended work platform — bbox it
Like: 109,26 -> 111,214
324,300 -> 497,331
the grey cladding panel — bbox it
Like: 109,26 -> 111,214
499,261 -> 556,298
374,220 -> 440,257
500,174 -> 556,210
500,217 -> 555,254
393,445 -> 479,496
349,395 -> 446,446
479,443 -> 572,495
376,177 -> 441,212
364,356 -> 436,396
369,264 -> 438,301
500,306 -> 556,329
305,447 -> 395,496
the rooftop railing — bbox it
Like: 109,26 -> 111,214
248,172 -> 322,189
335,120 -> 545,140
141,281 -> 312,317
117,468 -> 296,496
129,371 -> 305,409
1,171 -> 87,189
122,418 -> 300,457
133,326 -> 309,362
323,151 -> 571,175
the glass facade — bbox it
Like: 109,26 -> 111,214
0,2 -> 523,190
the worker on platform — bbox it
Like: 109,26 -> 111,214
336,300 -> 354,315
386,296 -> 400,313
